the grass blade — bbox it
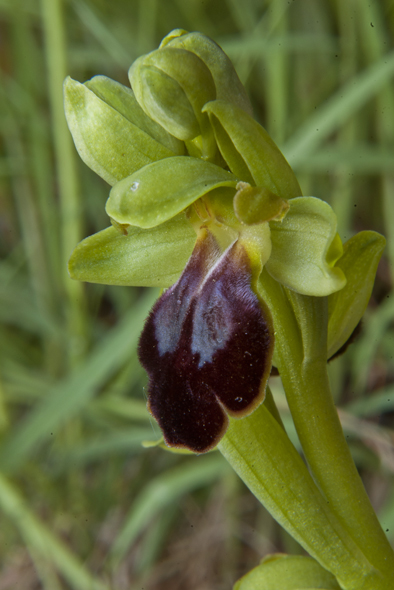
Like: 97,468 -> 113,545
283,51 -> 394,166
0,290 -> 157,473
110,453 -> 230,565
0,474 -> 110,590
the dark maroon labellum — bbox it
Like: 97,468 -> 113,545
138,228 -> 274,453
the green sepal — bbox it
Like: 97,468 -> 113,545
129,47 -> 216,145
327,231 -> 386,358
234,554 -> 341,590
161,30 -> 253,116
234,182 -> 290,225
68,214 -> 196,288
106,156 -> 238,228
85,75 -> 185,156
266,197 -> 346,296
64,77 -> 176,186
203,100 -> 302,199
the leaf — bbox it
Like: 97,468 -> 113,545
234,554 -> 340,590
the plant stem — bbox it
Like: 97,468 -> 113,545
219,403 -> 384,590
259,270 -> 394,583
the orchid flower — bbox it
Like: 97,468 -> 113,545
64,29 -> 394,590
64,35 -> 347,452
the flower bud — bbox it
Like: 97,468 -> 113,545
64,76 -> 181,185
129,47 -> 216,145
160,29 -> 253,116
85,75 -> 184,155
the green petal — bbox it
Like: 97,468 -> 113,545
85,75 -> 185,155
64,77 -> 176,186
68,214 -> 196,287
234,554 -> 341,590
106,156 -> 238,228
327,231 -> 386,359
266,197 -> 347,296
203,100 -> 302,199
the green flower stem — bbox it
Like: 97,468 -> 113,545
219,404 -> 379,590
259,269 -> 394,584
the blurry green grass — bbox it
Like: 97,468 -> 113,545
0,0 -> 393,588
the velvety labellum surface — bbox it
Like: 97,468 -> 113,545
138,229 -> 274,452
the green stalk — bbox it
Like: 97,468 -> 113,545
219,403 -> 381,590
265,0 -> 288,146
40,0 -> 87,365
330,0 -> 359,240
0,78 -> 52,326
9,0 -> 65,376
11,1 -> 62,302
258,269 -> 394,584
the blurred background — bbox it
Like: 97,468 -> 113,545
0,0 -> 393,588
